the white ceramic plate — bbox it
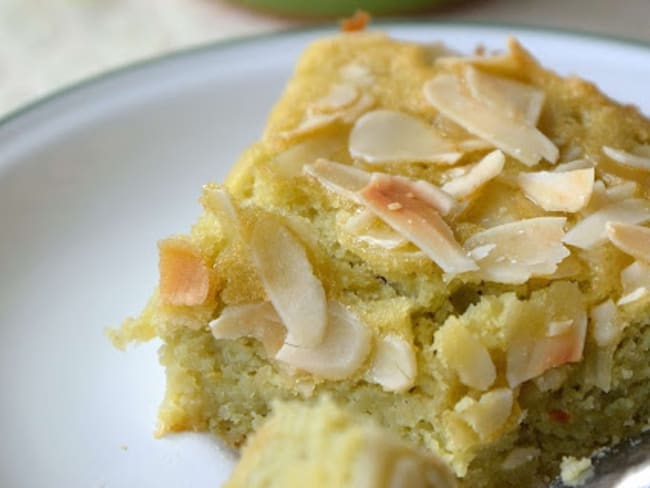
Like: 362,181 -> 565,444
1,22 -> 649,487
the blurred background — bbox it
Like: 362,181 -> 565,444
1,0 -> 648,117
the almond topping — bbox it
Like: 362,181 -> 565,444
349,109 -> 462,165
606,222 -> 650,262
518,168 -> 594,212
547,319 -> 574,337
502,447 -> 541,470
454,388 -> 513,440
250,218 -> 327,348
275,301 -> 371,380
311,83 -> 359,113
343,210 -> 409,250
603,145 -> 650,172
464,217 -> 570,284
423,73 -> 558,166
590,300 -> 620,348
553,159 -> 593,172
158,238 -> 210,306
507,306 -> 587,388
304,159 -> 371,203
464,65 -> 545,126
563,199 -> 650,249
441,149 -> 505,199
367,335 -> 417,393
619,261 -> 650,306
210,302 -> 286,356
340,63 -> 375,87
436,319 -> 496,391
360,174 -> 477,275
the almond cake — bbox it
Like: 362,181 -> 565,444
108,31 -> 650,487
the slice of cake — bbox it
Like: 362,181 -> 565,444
224,397 -> 456,488
109,30 -> 650,486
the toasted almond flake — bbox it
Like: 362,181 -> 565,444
275,301 -> 371,380
590,300 -> 620,347
464,217 -> 569,284
507,307 -> 587,388
618,287 -> 649,306
464,66 -> 545,126
436,320 -> 496,390
361,174 -> 477,275
202,186 -> 240,235
304,158 -> 371,203
340,63 -> 375,87
502,447 -> 541,470
270,134 -> 341,178
547,320 -> 574,337
455,388 -> 513,439
553,159 -> 593,172
468,243 -> 496,260
563,199 -> 650,249
423,74 -> 558,166
349,109 -> 462,165
250,219 -> 327,348
603,145 -> 650,172
606,181 -> 638,201
210,302 -> 286,355
457,138 -> 494,152
343,210 -> 409,249
518,168 -> 594,212
367,335 -> 417,392
442,149 -> 505,199
158,238 -> 210,307
311,83 -> 359,113
606,222 -> 650,262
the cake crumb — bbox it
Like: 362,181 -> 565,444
560,456 -> 593,486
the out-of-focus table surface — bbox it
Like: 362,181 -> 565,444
1,0 -> 649,117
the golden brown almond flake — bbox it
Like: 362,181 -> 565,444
360,173 -> 477,275
518,168 -> 594,213
603,145 -> 650,172
158,237 -> 211,307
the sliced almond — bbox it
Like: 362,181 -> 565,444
619,261 -> 650,306
563,199 -> 650,249
547,319 -> 574,337
367,335 -> 417,393
158,237 -> 211,306
464,217 -> 570,284
340,63 -> 374,87
464,66 -> 545,126
304,159 -> 371,203
202,186 -> 240,236
507,307 -> 587,388
441,149 -> 505,199
343,210 -> 409,250
606,181 -> 638,202
360,173 -> 477,275
275,301 -> 371,380
311,83 -> 359,113
250,218 -> 326,348
606,222 -> 650,262
436,319 -> 496,391
502,447 -> 541,470
423,73 -> 558,166
553,159 -> 593,172
210,302 -> 286,356
349,109 -> 462,165
518,168 -> 594,212
590,299 -> 620,348
603,146 -> 650,172
454,388 -> 513,440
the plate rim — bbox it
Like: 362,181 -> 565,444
1,18 -> 649,134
